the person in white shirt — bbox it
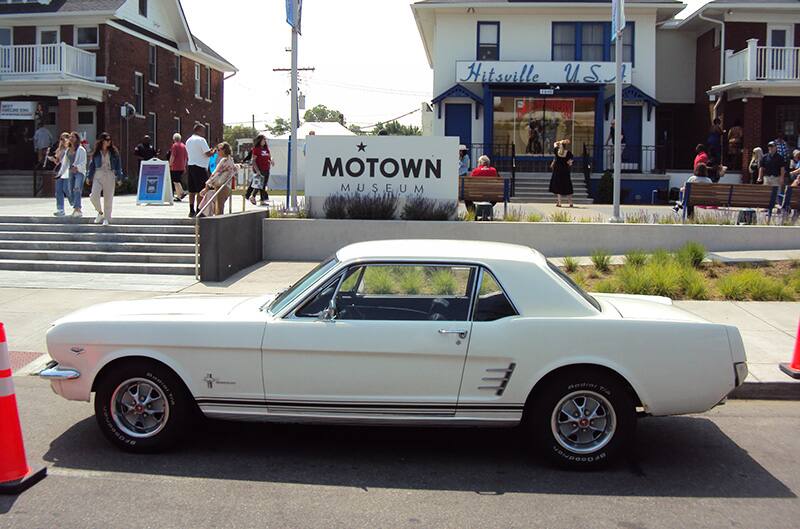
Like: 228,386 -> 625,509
67,131 -> 87,218
52,132 -> 73,217
185,123 -> 216,217
33,125 -> 53,168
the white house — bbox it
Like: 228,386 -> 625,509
412,0 -> 684,176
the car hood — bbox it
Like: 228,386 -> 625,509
54,295 -> 270,324
593,293 -> 707,323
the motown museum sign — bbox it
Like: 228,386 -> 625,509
305,136 -> 459,218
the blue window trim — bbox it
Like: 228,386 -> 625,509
551,21 -> 635,66
476,21 -> 500,60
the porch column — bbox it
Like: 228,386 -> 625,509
57,96 -> 78,133
742,96 -> 763,182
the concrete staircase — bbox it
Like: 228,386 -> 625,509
0,172 -> 34,197
510,172 -> 593,204
0,216 -> 196,275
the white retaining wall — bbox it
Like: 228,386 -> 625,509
262,219 -> 800,261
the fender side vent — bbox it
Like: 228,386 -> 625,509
478,363 -> 516,396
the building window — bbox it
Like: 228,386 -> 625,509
148,45 -> 157,85
610,23 -> 634,65
134,72 -> 144,115
581,23 -> 605,61
75,26 -> 98,48
139,0 -> 148,17
477,22 -> 499,60
552,22 -> 634,65
174,116 -> 181,135
552,23 -> 577,61
194,63 -> 201,98
147,112 -> 157,147
205,67 -> 211,100
174,54 -> 181,84
0,27 -> 11,46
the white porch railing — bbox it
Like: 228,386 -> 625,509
725,39 -> 800,83
0,43 -> 96,80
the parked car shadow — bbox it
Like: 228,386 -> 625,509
41,415 -> 794,499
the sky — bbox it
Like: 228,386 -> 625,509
182,0 -> 710,132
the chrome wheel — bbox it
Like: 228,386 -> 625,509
110,377 -> 170,439
551,390 -> 616,454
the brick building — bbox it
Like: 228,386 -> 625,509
659,0 -> 800,174
0,0 -> 236,194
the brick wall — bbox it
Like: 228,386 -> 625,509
726,22 -> 766,51
692,29 -> 719,152
100,26 -> 224,178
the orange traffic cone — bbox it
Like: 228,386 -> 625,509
779,318 -> 800,380
0,323 -> 46,494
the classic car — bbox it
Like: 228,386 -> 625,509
40,239 -> 748,468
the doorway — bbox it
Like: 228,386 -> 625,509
77,105 -> 96,144
622,106 -> 642,169
767,25 -> 795,79
36,27 -> 60,72
445,103 -> 472,148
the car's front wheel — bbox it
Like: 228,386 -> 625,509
526,368 -> 636,469
94,360 -> 193,453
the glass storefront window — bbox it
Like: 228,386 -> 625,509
492,96 -> 596,156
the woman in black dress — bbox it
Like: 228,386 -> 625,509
549,139 -> 574,207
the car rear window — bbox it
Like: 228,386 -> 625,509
547,261 -> 602,312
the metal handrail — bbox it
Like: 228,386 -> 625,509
194,172 -> 236,280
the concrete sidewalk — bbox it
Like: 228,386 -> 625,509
1,259 -> 797,399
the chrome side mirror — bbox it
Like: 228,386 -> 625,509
320,299 -> 337,321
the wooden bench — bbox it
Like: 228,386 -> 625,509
459,176 -> 509,206
683,183 -> 780,221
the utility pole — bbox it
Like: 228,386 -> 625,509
273,64 -> 315,210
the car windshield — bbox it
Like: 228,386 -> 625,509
546,261 -> 602,312
265,257 -> 339,315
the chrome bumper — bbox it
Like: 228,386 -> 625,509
38,361 -> 80,381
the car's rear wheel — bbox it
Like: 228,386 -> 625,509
94,360 -> 193,453
526,368 -> 636,469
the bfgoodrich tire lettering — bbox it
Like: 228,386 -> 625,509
94,360 -> 192,453
527,369 -> 636,469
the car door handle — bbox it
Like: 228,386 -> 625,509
438,329 -> 468,339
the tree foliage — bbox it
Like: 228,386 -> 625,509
303,104 -> 344,124
372,120 -> 422,136
266,117 -> 292,136
223,125 -> 257,146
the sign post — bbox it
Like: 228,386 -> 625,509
136,159 -> 172,205
286,0 -> 302,211
610,0 -> 625,223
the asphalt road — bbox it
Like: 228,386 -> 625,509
3,377 -> 800,529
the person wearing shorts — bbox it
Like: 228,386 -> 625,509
185,124 -> 215,216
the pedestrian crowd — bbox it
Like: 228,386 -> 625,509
38,122 -> 280,223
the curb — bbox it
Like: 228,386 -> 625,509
730,381 -> 800,400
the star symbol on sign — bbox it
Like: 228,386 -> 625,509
356,142 -> 366,152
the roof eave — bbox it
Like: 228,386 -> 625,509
410,4 -> 434,68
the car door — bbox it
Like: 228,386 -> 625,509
457,268 -> 525,419
261,262 -> 478,417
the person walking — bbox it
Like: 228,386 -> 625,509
549,139 -> 574,207
33,123 -> 52,168
727,119 -> 743,170
51,132 -> 73,216
758,141 -> 786,187
87,132 -> 123,226
247,133 -> 272,206
199,142 -> 237,216
707,118 -> 724,164
65,132 -> 87,217
134,135 -> 157,166
774,133 -> 789,166
748,147 -> 763,184
788,149 -> 800,185
168,133 -> 188,202
185,123 -> 215,217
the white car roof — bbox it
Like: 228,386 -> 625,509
335,239 -> 546,265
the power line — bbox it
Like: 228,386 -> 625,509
356,108 -> 421,129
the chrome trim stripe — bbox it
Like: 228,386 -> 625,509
195,397 -> 523,411
39,366 -> 81,380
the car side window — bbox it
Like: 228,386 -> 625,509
336,264 -> 476,321
294,273 -> 343,318
473,269 -> 517,322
